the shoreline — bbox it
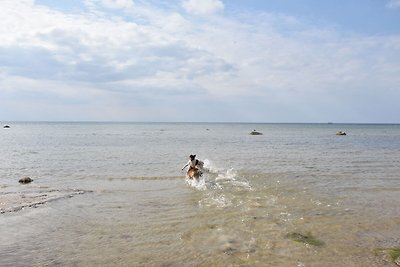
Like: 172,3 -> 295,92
0,188 -> 91,214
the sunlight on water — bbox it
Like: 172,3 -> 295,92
1,122 -> 400,266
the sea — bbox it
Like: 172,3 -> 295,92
1,122 -> 399,266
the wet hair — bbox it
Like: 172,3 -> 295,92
189,154 -> 196,160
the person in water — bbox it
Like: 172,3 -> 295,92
181,154 -> 204,171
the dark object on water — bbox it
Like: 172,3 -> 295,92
250,130 -> 263,135
19,177 -> 33,184
336,131 -> 346,136
285,232 -> 325,247
3,125 -> 10,128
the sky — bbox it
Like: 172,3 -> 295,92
1,0 -> 400,123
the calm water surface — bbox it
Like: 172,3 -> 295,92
1,122 -> 400,266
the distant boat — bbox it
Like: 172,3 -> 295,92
3,125 -> 10,129
336,131 -> 346,136
250,130 -> 263,135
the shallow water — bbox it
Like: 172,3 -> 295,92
1,122 -> 400,266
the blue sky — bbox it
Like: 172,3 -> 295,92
1,0 -> 399,122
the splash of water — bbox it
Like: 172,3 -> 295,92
186,159 -> 251,191
216,168 -> 237,181
202,158 -> 220,174
186,176 -> 207,190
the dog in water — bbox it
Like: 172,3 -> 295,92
182,154 -> 204,179
186,166 -> 201,179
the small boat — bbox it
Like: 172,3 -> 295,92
336,131 -> 346,136
3,125 -> 10,129
250,130 -> 263,135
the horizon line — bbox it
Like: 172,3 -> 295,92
2,120 -> 400,125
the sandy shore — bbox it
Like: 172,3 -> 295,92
0,188 -> 91,214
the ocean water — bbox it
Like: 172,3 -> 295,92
1,122 -> 400,266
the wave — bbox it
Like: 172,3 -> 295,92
186,159 -> 251,191
107,176 -> 182,181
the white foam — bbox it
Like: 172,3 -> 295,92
216,168 -> 237,181
199,194 -> 232,208
203,159 -> 221,174
186,159 -> 251,191
186,176 -> 207,190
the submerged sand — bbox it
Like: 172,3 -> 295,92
0,188 -> 90,214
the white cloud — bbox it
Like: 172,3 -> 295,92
387,0 -> 400,8
1,0 -> 400,122
85,0 -> 134,10
182,0 -> 224,15
102,0 -> 134,9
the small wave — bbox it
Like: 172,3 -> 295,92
216,168 -> 238,181
216,168 -> 252,190
108,176 -> 182,181
199,194 -> 232,208
0,189 -> 91,214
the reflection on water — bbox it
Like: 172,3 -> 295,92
1,123 -> 400,266
1,169 -> 398,266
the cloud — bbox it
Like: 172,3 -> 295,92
85,0 -> 134,10
1,0 -> 399,122
101,0 -> 134,9
182,0 -> 224,15
0,0 -> 233,88
387,0 -> 400,8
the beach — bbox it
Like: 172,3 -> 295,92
1,122 -> 400,266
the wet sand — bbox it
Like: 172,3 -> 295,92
0,187 -> 91,214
